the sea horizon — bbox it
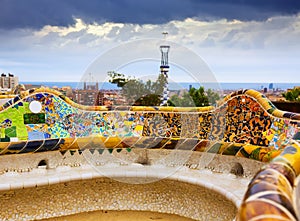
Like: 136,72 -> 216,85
21,81 -> 300,91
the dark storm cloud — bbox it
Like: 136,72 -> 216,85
1,0 -> 300,29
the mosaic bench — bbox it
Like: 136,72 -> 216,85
1,87 -> 300,221
0,88 -> 299,160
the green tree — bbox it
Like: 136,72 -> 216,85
283,88 -> 300,102
206,88 -> 220,106
151,73 -> 167,95
122,79 -> 149,105
108,71 -> 166,106
134,94 -> 162,106
108,72 -> 220,107
108,71 -> 128,87
189,86 -> 209,106
168,86 -> 220,107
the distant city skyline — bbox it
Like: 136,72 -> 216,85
0,0 -> 300,83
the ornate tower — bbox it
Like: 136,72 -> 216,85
160,32 -> 170,106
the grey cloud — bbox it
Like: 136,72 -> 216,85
1,0 -> 300,30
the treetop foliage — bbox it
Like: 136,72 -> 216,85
108,71 -> 220,107
282,88 -> 300,102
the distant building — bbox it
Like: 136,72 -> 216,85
0,73 -> 19,90
269,83 -> 274,90
73,89 -> 98,106
95,90 -> 121,106
263,87 -> 268,93
72,81 -> 98,105
51,86 -> 73,97
24,84 -> 43,90
84,82 -> 99,91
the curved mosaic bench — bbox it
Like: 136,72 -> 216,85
0,88 -> 299,161
0,87 -> 299,169
238,140 -> 300,221
1,87 -> 300,220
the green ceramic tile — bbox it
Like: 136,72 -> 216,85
17,127 -> 28,140
5,126 -> 17,137
24,113 -> 45,124
1,128 -> 5,138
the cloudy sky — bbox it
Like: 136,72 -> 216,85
0,0 -> 300,83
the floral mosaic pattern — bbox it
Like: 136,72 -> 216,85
223,95 -> 273,146
180,113 -> 199,138
142,113 -> 181,138
92,112 -> 144,137
198,113 -> 212,139
263,118 -> 298,149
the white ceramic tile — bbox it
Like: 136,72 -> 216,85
0,183 -> 10,191
10,182 -> 24,190
81,172 -> 93,180
23,180 -> 37,188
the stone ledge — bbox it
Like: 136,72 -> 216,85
0,168 -> 243,221
0,164 -> 249,208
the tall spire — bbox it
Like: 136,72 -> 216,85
160,32 -> 170,106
